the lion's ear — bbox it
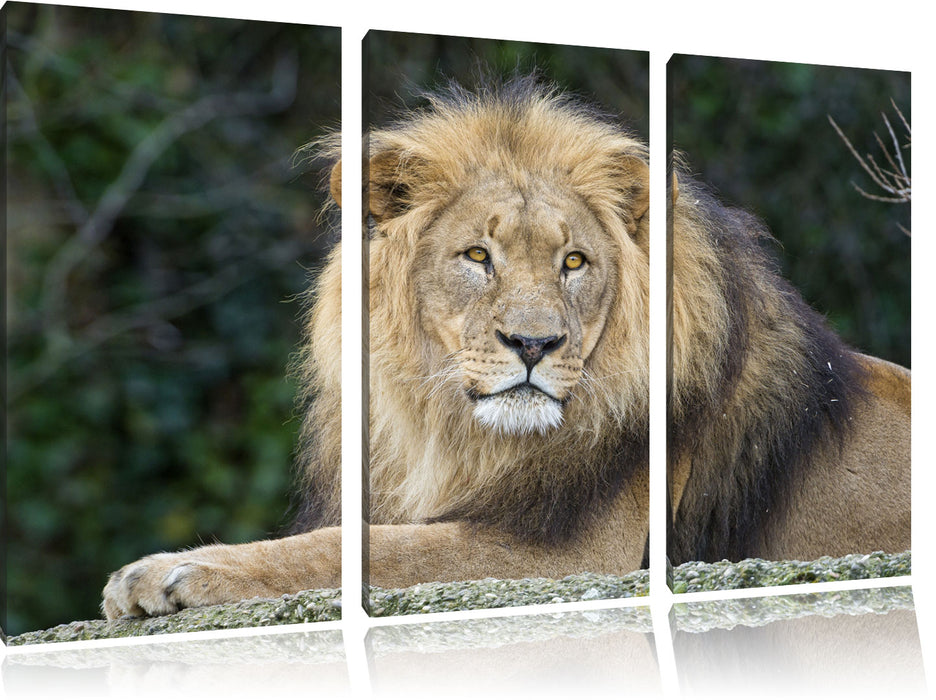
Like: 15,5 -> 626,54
624,157 -> 649,226
329,160 -> 342,208
367,148 -> 422,223
326,149 -> 419,222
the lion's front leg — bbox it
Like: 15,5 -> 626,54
366,518 -> 645,588
102,528 -> 341,620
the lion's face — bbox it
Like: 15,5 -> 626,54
411,176 -> 619,435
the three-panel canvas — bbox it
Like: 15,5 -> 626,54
3,4 -> 914,679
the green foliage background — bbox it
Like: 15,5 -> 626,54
4,4 -> 339,635
364,31 -> 649,141
669,56 -> 910,368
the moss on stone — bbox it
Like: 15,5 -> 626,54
367,569 -> 650,617
669,550 -> 910,594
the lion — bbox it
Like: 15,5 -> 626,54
102,77 -> 908,620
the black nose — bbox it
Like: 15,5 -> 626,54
496,331 -> 566,371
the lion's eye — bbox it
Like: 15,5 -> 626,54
466,247 -> 489,263
563,252 -> 586,270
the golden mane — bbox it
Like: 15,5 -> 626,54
297,78 -> 652,543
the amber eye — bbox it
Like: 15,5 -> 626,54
466,247 -> 489,263
563,251 -> 586,270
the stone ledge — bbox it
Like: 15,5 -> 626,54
6,551 -> 910,645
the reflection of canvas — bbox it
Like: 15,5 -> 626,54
363,33 -> 652,611
4,589 -> 926,695
667,56 -> 910,575
673,588 -> 924,695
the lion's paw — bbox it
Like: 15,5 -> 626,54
102,553 -> 228,620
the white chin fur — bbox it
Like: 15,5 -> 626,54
472,390 -> 564,435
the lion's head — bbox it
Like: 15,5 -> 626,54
319,78 -> 650,539
409,172 -> 634,435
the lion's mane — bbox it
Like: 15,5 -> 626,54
667,173 -> 868,564
295,77 -> 652,546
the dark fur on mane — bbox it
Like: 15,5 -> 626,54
430,429 -> 648,547
668,175 -> 868,564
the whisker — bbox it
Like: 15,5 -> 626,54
580,368 -> 637,381
577,367 -> 626,405
399,350 -> 466,390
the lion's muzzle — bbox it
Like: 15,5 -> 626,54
496,331 -> 567,373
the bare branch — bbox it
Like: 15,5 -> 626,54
891,99 -> 910,138
828,102 -> 910,234
36,51 -> 299,346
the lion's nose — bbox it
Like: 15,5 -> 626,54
496,331 -> 566,371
